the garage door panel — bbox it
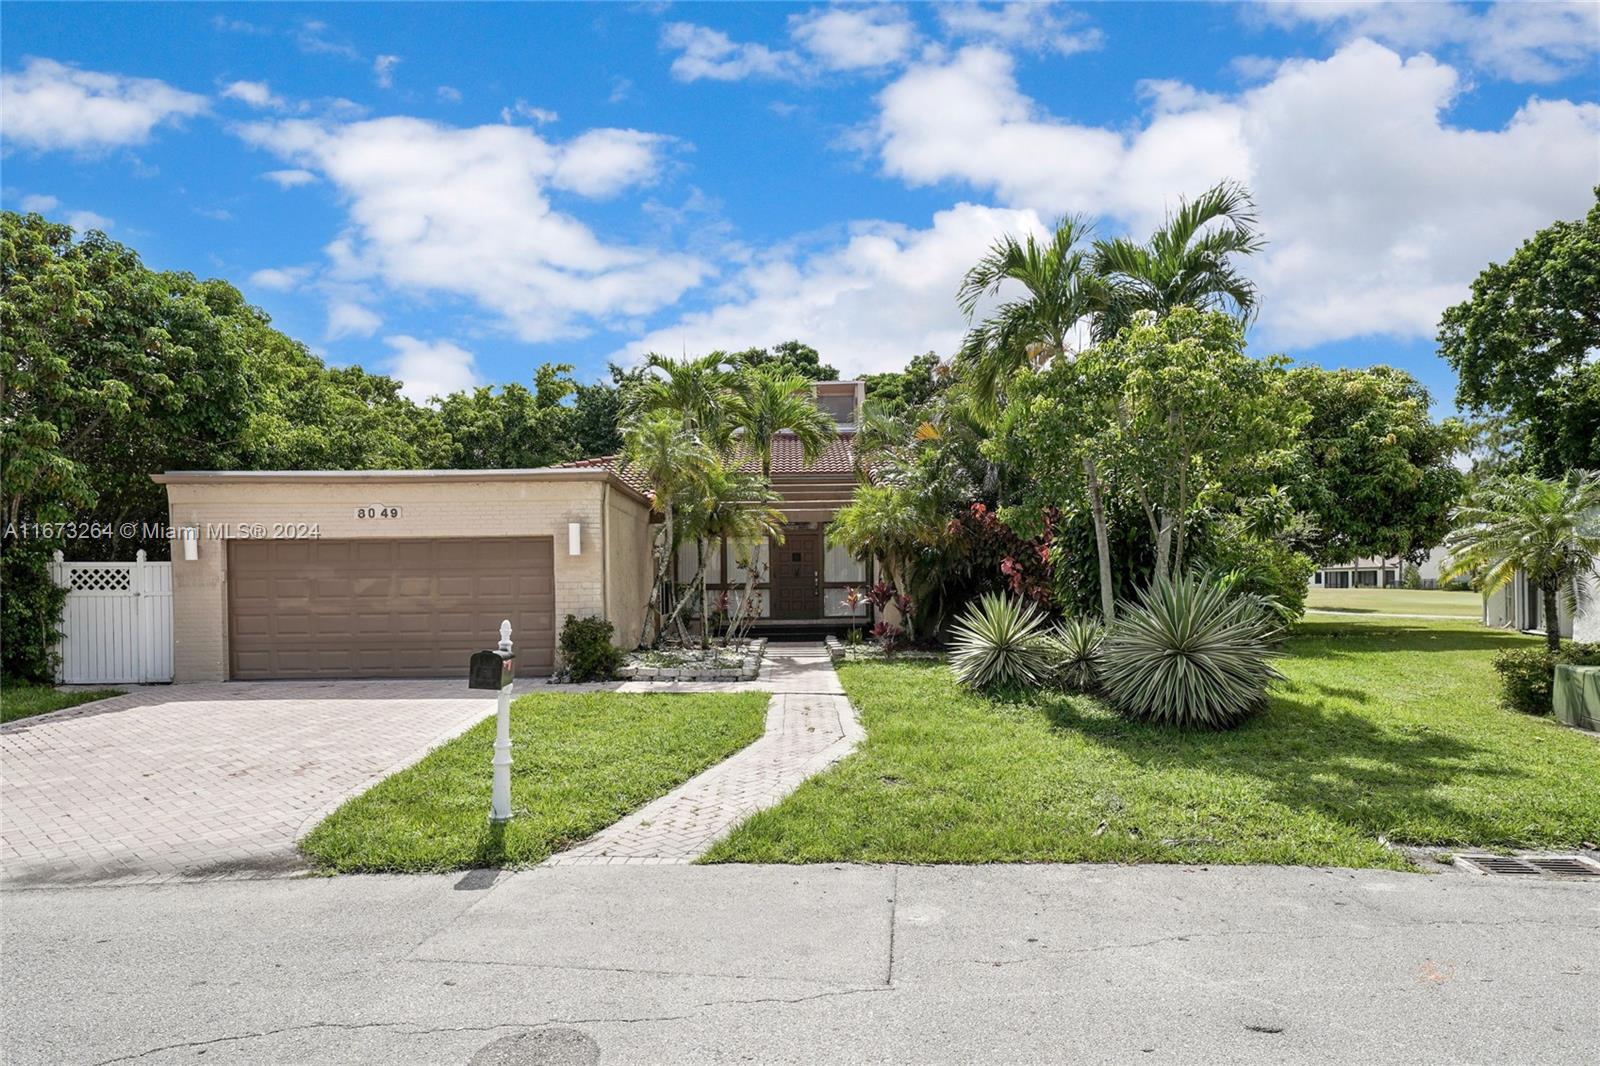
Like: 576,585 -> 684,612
228,537 -> 556,679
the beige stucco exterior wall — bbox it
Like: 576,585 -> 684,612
160,472 -> 651,682
603,483 -> 653,648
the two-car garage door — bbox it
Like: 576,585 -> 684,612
228,538 -> 555,679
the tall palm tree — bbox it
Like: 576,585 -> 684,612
955,214 -> 1106,416
1443,470 -> 1600,652
620,415 -> 716,647
625,352 -> 736,452
957,214 -> 1116,621
727,365 -> 836,478
828,482 -> 946,640
1092,180 -> 1264,341
696,461 -> 787,648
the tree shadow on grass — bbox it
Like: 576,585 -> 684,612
1286,623 -> 1536,658
1039,690 -> 1523,845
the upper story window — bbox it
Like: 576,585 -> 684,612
815,391 -> 858,424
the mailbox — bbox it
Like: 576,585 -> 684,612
468,648 -> 515,690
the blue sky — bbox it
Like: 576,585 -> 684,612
3,2 -> 1596,412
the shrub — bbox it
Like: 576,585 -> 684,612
558,614 -> 624,682
1,540 -> 68,683
1100,573 -> 1280,729
1052,616 -> 1104,693
949,593 -> 1058,690
1196,520 -> 1315,623
1493,642 -> 1600,715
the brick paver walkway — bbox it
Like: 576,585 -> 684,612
1,681 -> 510,887
545,643 -> 863,865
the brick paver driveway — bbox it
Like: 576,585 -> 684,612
1,681 -> 511,887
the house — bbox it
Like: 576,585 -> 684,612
1310,546 -> 1448,590
153,380 -> 870,683
1483,564 -> 1600,641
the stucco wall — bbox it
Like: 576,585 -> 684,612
160,473 -> 650,682
604,482 -> 653,649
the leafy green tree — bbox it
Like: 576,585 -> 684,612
863,352 -> 946,416
1000,309 -> 1298,615
434,364 -> 579,469
730,340 -> 839,381
1444,470 -> 1600,652
1091,181 -> 1263,341
1284,365 -> 1467,564
727,365 -> 836,479
1438,189 -> 1600,476
620,415 -> 717,647
571,363 -> 646,458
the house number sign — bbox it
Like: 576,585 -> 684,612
355,505 -> 402,520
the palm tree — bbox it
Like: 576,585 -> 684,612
955,214 -> 1106,416
625,352 -> 736,452
957,214 -> 1116,621
727,365 -> 836,478
696,461 -> 787,648
621,415 -> 716,647
1092,180 -> 1263,341
1443,470 -> 1600,652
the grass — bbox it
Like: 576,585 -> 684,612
1305,587 -> 1481,618
0,682 -> 121,724
302,690 -> 769,872
706,617 -> 1600,870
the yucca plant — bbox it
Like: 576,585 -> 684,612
1052,616 -> 1105,693
1100,573 -> 1280,729
949,593 -> 1058,690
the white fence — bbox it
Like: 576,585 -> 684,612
50,551 -> 174,684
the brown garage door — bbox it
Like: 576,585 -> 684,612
228,538 -> 555,679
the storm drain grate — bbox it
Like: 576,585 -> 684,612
1458,855 -> 1541,875
1458,854 -> 1600,878
1526,857 -> 1600,878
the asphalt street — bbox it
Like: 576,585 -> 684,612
2,863 -> 1595,1065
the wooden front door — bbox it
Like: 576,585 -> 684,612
773,531 -> 821,619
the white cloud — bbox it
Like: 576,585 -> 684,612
221,79 -> 287,110
935,2 -> 1104,57
249,266 -> 312,292
383,335 -> 478,402
327,301 -> 383,340
869,40 -> 1600,346
660,22 -> 801,82
373,54 -> 401,89
1259,1 -> 1600,83
236,115 -> 706,342
790,5 -> 918,71
437,85 -> 463,104
0,57 -> 208,152
501,99 -> 559,125
19,193 -> 59,212
65,209 -> 113,232
617,202 -> 1048,376
263,168 -> 319,188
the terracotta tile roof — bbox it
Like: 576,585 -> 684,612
558,431 -> 859,489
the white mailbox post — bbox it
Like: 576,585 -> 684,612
491,619 -> 514,823
468,620 -> 516,824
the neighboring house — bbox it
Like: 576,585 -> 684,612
153,381 -> 871,683
1310,546 -> 1448,590
1482,562 -> 1600,642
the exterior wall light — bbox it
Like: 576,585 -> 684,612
182,527 -> 199,561
568,521 -> 582,556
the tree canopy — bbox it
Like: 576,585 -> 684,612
1438,188 -> 1600,476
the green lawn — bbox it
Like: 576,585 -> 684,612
0,683 -> 121,724
1305,587 -> 1481,618
706,617 -> 1600,870
302,690 -> 768,872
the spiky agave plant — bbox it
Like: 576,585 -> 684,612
1100,573 -> 1280,728
1052,616 -> 1105,693
949,593 -> 1058,690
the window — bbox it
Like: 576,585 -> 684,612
815,392 -> 857,424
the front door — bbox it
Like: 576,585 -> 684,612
773,530 -> 821,619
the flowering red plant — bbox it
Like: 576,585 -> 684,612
866,580 -> 896,609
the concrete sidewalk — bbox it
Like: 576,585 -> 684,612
3,863 -> 1595,1065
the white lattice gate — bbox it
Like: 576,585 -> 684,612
50,550 -> 174,684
